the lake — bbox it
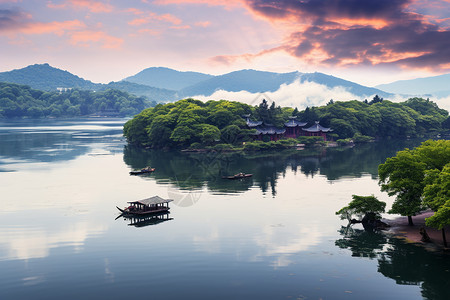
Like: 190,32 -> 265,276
0,118 -> 449,300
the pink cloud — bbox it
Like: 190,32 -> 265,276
170,25 -> 190,29
47,0 -> 113,13
126,8 -> 145,15
127,11 -> 182,26
20,20 -> 85,36
153,0 -> 243,9
210,46 -> 286,65
69,30 -> 123,48
195,21 -> 211,27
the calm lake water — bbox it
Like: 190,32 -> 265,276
0,118 -> 449,300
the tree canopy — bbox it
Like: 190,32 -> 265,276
378,140 -> 450,228
123,98 -> 254,148
0,82 -> 152,118
299,97 -> 447,139
336,195 -> 386,223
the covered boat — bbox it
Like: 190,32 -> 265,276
117,196 -> 173,216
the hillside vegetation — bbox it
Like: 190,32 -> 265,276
123,97 -> 449,149
0,82 -> 153,118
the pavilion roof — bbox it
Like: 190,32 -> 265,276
285,119 -> 308,128
128,196 -> 173,206
303,121 -> 332,133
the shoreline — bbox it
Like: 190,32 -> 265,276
383,211 -> 450,252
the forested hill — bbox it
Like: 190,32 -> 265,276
123,97 -> 449,149
0,64 -> 176,102
0,82 -> 154,118
0,63 -> 99,91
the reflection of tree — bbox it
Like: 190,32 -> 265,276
378,237 -> 450,300
336,226 -> 450,300
123,138 -> 427,194
320,139 -> 426,180
335,226 -> 387,259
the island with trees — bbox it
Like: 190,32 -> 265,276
123,96 -> 449,150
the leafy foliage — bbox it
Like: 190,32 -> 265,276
378,140 -> 450,227
336,195 -> 386,222
378,149 -> 426,220
0,82 -> 150,118
305,97 -> 447,139
124,99 -> 253,149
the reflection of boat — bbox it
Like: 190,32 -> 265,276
120,212 -> 173,227
129,167 -> 155,175
222,172 -> 253,180
117,196 -> 173,216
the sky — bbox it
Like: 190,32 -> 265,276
1,0 -> 450,87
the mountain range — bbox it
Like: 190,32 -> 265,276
1,63 -> 449,103
375,73 -> 450,98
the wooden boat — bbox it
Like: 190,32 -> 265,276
222,172 -> 253,180
117,196 -> 173,216
129,167 -> 155,175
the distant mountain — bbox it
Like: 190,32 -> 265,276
297,72 -> 392,98
376,73 -> 450,96
178,69 -> 391,98
0,63 -> 100,91
124,67 -> 214,90
179,69 -> 299,97
100,81 -> 176,102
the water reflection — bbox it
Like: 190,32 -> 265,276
0,118 -> 126,171
0,222 -> 106,261
123,139 -> 426,195
335,226 -> 450,299
117,212 -> 173,228
335,226 -> 387,259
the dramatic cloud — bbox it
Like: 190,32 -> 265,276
238,0 -> 450,71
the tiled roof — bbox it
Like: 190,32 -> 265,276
303,121 -> 332,133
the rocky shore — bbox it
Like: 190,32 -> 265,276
384,211 -> 449,251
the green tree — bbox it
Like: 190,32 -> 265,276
423,164 -> 450,247
378,149 -> 426,225
195,124 -> 220,145
336,195 -> 386,225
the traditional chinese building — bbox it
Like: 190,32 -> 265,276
284,116 -> 307,138
245,115 -> 332,141
244,115 -> 284,141
302,121 -> 332,141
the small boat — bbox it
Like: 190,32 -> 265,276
117,196 -> 173,216
222,172 -> 253,180
129,167 -> 155,175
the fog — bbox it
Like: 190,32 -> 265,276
191,79 -> 450,112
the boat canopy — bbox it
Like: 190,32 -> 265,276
128,196 -> 173,206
